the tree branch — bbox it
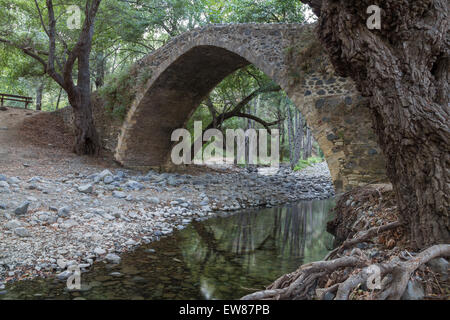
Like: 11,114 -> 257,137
235,112 -> 283,134
46,0 -> 65,88
0,37 -> 47,71
34,0 -> 49,36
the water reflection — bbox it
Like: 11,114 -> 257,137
180,199 -> 335,299
1,199 -> 335,300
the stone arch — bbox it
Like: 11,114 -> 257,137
115,23 -> 387,191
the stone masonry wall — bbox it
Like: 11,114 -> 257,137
56,23 -> 388,192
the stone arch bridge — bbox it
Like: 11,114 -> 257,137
114,23 -> 387,191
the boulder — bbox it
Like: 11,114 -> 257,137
401,280 -> 425,300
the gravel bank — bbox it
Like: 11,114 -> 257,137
0,162 -> 333,288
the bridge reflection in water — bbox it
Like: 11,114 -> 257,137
1,199 -> 335,300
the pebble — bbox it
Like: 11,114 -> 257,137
94,248 -> 106,255
105,253 -> 121,264
56,271 -> 72,280
14,201 -> 30,215
147,197 -> 160,204
14,227 -> 31,237
5,220 -> 22,230
112,191 -> 127,199
58,206 -> 71,218
78,184 -> 93,194
98,170 -> 113,181
0,181 -> 9,188
8,177 -> 20,184
104,175 -> 114,184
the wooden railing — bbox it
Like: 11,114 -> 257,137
0,93 -> 33,109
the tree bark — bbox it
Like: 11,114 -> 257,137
311,0 -> 449,248
64,0 -> 101,155
286,102 -> 295,169
294,109 -> 303,164
68,88 -> 100,155
55,87 -> 62,110
35,81 -> 44,111
303,127 -> 312,160
95,51 -> 105,89
276,96 -> 285,162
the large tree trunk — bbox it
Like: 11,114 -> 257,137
69,31 -> 101,155
0,0 -> 102,155
69,1 -> 101,156
311,0 -> 449,248
69,92 -> 100,155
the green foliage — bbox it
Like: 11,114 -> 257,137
293,157 -> 324,171
200,0 -> 307,24
99,65 -> 153,121
316,142 -> 324,158
0,0 -> 309,112
98,66 -> 136,120
136,68 -> 153,88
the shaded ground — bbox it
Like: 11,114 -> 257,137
20,110 -> 74,151
0,107 -> 122,179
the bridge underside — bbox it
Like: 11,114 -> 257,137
114,24 -> 388,192
116,46 -> 250,166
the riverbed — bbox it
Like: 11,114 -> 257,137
0,198 -> 335,300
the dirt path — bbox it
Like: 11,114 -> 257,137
0,107 -> 117,179
0,108 -> 241,179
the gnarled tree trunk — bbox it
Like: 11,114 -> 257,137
305,0 -> 449,248
69,17 -> 101,156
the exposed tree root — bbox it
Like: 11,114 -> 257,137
336,244 -> 450,300
241,245 -> 450,300
241,256 -> 365,300
242,185 -> 449,300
